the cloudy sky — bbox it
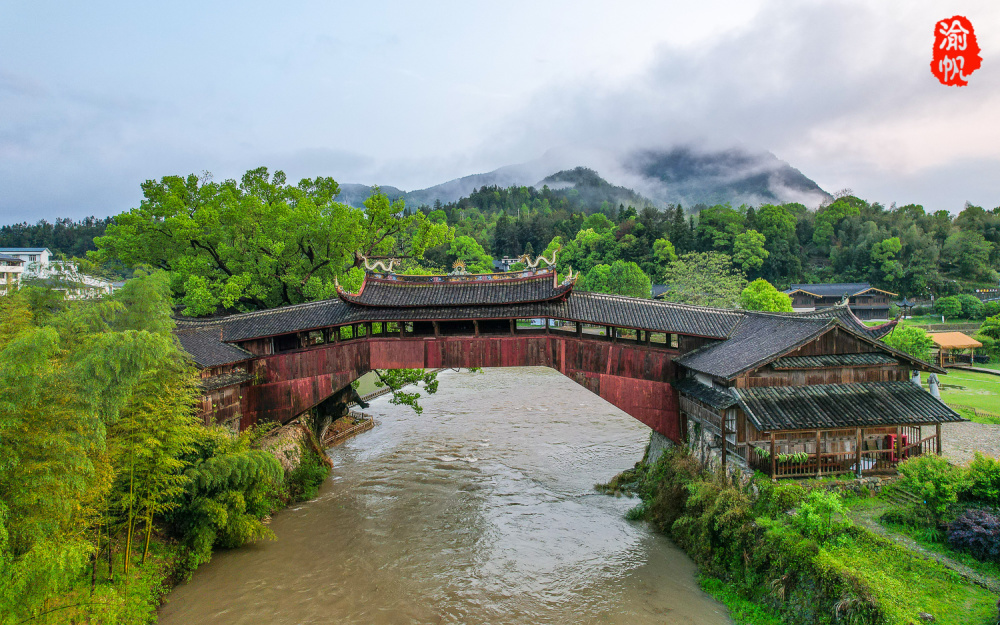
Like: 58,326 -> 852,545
1,0 -> 997,222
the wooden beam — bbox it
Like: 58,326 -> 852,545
856,427 -> 862,477
770,432 -> 776,478
721,413 -> 728,466
815,430 -> 822,477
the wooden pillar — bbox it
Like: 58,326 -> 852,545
576,322 -> 583,338
644,330 -> 651,346
433,321 -> 440,337
936,423 -> 942,455
352,324 -> 358,339
721,413 -> 728,466
815,430 -> 822,477
509,318 -> 515,335
770,432 -> 776,478
365,322 -> 372,337
895,427 -> 902,463
333,326 -> 341,342
399,322 -> 404,339
856,427 -> 862,476
544,318 -> 549,334
474,320 -> 480,336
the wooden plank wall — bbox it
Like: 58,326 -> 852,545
742,365 -> 910,387
229,334 -> 684,441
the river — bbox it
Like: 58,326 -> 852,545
158,367 -> 731,624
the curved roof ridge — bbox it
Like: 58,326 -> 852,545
576,291 -> 745,315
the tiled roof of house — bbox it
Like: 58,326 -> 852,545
734,381 -> 963,431
201,370 -> 252,391
673,377 -> 737,410
0,254 -> 24,263
675,313 -> 831,379
771,354 -> 899,369
175,323 -> 254,367
674,311 -> 927,379
786,283 -> 871,297
338,270 -> 573,307
794,305 -> 897,339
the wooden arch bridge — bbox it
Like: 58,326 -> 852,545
176,264 -> 962,475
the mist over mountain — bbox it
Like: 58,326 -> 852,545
624,147 -> 831,209
336,145 -> 830,210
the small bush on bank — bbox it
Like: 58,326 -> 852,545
947,508 -> 1000,563
790,490 -> 850,542
896,455 -> 969,522
287,441 -> 331,502
967,452 -> 1000,504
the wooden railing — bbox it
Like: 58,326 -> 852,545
742,433 -> 939,479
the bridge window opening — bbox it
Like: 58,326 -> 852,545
411,321 -> 435,336
670,334 -> 679,349
274,333 -> 299,352
438,320 -> 476,336
478,319 -> 511,335
306,330 -> 325,346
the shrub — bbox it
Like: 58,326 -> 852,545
934,296 -> 962,319
947,508 -> 1000,562
286,443 -> 330,502
912,305 -> 932,316
790,490 -> 850,542
956,294 -> 985,319
897,455 -> 969,521
984,301 -> 1000,318
968,452 -> 1000,504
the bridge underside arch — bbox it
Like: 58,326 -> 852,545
241,334 -> 682,442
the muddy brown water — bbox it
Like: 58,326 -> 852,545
158,367 -> 732,624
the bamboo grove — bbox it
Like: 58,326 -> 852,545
0,271 -> 295,624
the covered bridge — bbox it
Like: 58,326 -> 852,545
175,260 -> 960,477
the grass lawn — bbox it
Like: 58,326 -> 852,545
928,370 -> 1000,414
825,531 -> 998,625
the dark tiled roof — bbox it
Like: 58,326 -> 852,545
175,324 -> 254,367
734,381 -> 963,431
0,254 -> 24,263
201,371 -> 252,391
795,305 -> 897,339
213,292 -> 746,342
786,283 -> 873,297
675,313 -> 830,379
339,272 -> 573,307
771,354 -> 899,369
673,377 -> 736,410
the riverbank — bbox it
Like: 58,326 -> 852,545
605,447 -> 999,625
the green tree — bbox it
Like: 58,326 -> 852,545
739,279 -> 793,312
942,231 -> 995,281
955,294 -> 985,319
813,198 -> 862,249
449,235 -> 494,273
881,325 -> 934,361
732,229 -> 769,273
869,237 -> 904,288
695,204 -> 745,252
659,252 -> 748,308
934,296 -> 963,319
91,169 -> 450,316
580,260 -> 651,298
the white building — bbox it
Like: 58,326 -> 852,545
0,254 -> 25,295
0,247 -> 114,300
0,247 -> 52,267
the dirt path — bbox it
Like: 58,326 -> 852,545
846,502 -> 1000,594
942,421 -> 1000,466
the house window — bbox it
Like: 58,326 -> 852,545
28,255 -> 37,262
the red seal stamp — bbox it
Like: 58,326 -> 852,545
931,16 -> 982,86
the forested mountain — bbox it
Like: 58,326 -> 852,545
539,167 -> 655,209
336,183 -> 407,207
625,147 -> 831,208
332,146 -> 830,210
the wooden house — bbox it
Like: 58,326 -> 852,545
784,283 -> 897,320
674,308 -> 961,478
